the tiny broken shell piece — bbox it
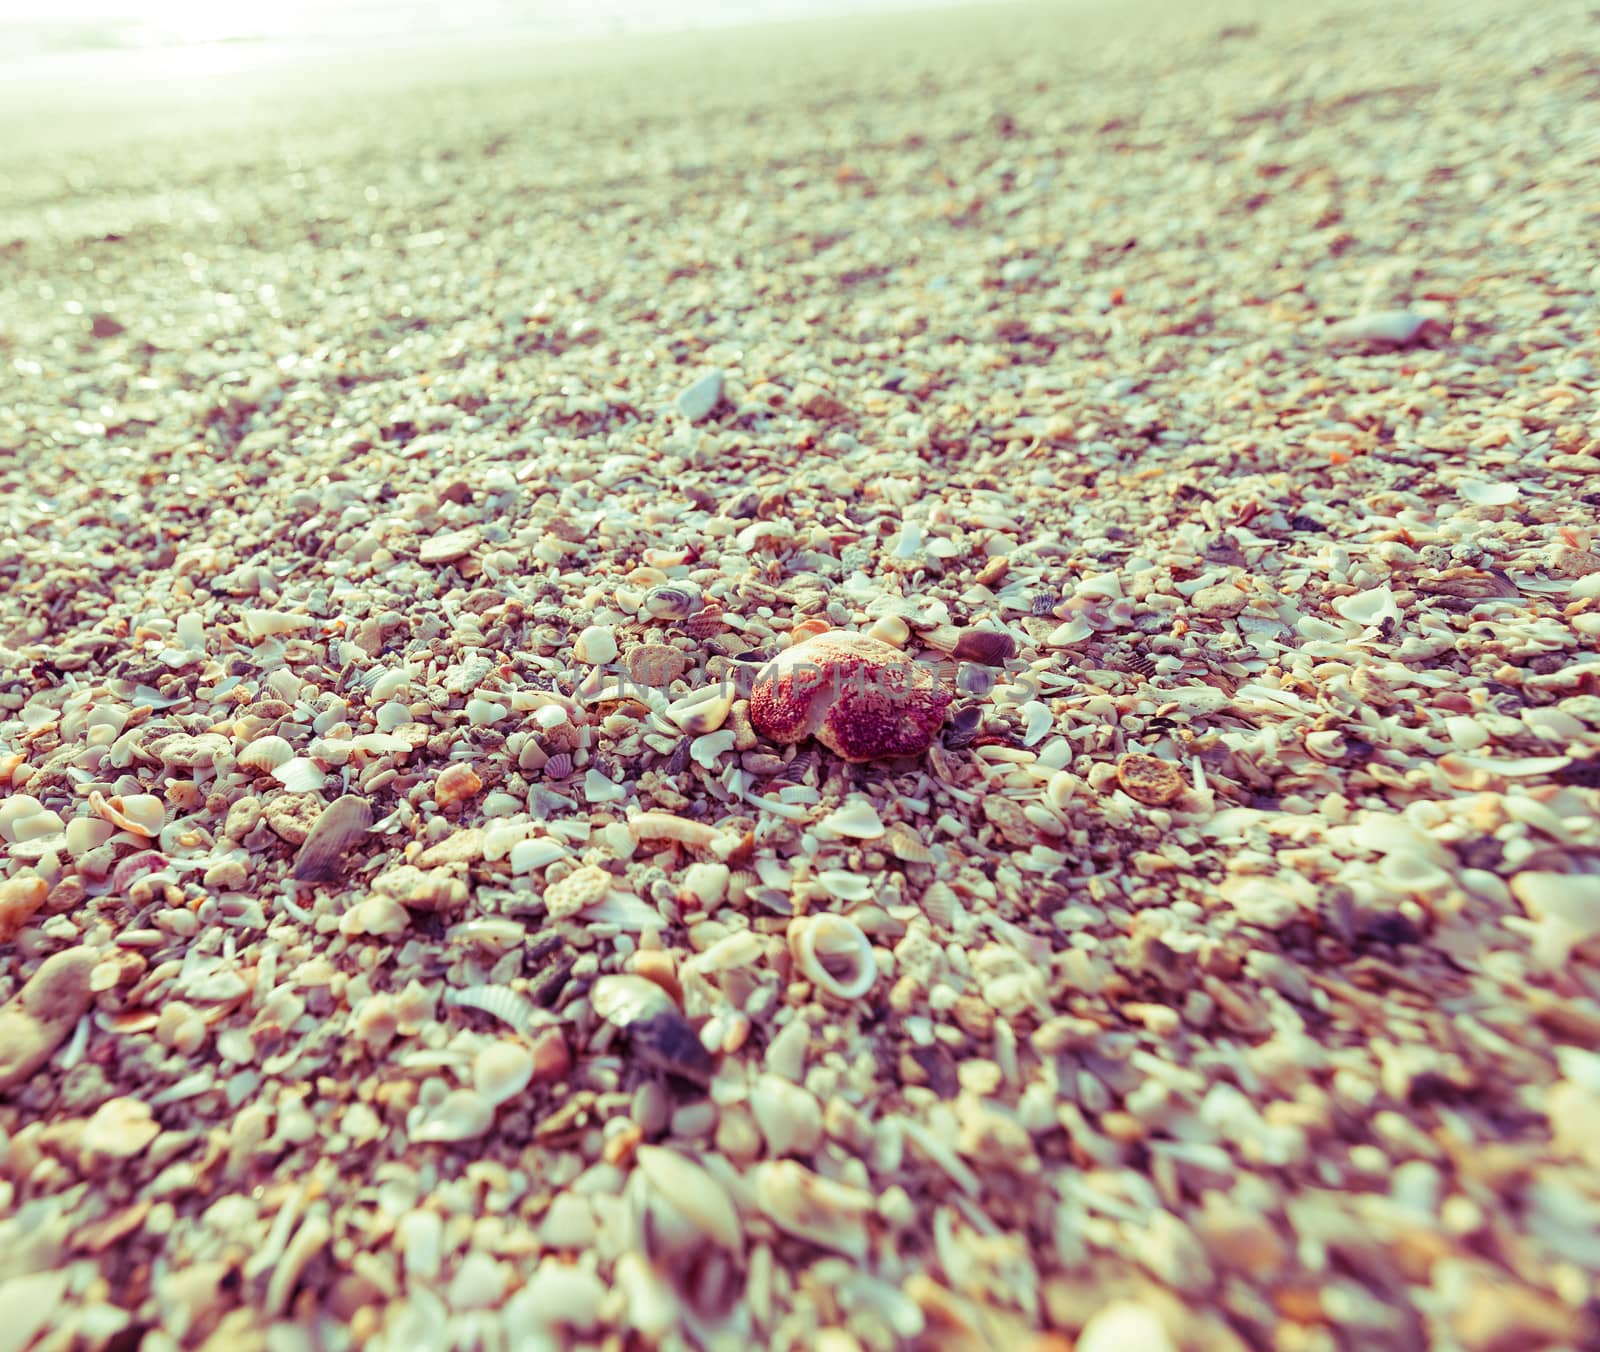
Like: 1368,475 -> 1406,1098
749,630 -> 951,763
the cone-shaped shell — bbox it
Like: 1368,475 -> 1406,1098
749,631 -> 951,763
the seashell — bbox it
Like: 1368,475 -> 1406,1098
291,795 -> 372,882
634,1146 -> 743,1254
951,625 -> 1018,666
338,895 -> 409,937
749,630 -> 952,762
1458,478 -> 1518,508
592,972 -> 677,1025
683,600 -> 725,639
238,736 -> 295,773
0,794 -> 46,842
944,705 -> 984,748
510,838 -> 569,873
445,917 -> 526,953
790,913 -> 877,1000
242,609 -> 315,639
272,758 -> 327,794
955,663 -> 996,698
816,869 -> 874,903
919,880 -> 963,928
1324,309 -> 1446,347
770,747 -> 817,785
884,823 -> 932,863
665,685 -> 735,735
629,1010 -> 716,1084
628,812 -> 728,852
90,790 -> 164,838
817,797 -> 884,840
752,1160 -> 872,1259
674,368 -> 724,422
584,892 -> 662,929
433,763 -> 482,807
1019,700 -> 1054,746
544,752 -> 573,779
444,984 -> 539,1034
1116,754 -> 1184,806
3,804 -> 65,844
1332,585 -> 1401,628
690,730 -> 735,769
644,583 -> 703,621
474,1042 -> 535,1107
749,1073 -> 823,1157
0,874 -> 48,943
410,1089 -> 494,1144
573,625 -> 619,665
1046,617 -> 1094,646
111,850 -> 169,900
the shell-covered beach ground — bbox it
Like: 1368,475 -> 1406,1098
3,0 -> 1600,1347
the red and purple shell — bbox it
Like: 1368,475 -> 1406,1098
748,630 -> 952,763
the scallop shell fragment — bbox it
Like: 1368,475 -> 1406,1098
238,736 -> 295,774
291,795 -> 372,882
444,984 -> 540,1034
883,823 -> 932,863
790,913 -> 877,1000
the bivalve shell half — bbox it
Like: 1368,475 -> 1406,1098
474,1042 -> 536,1107
752,1160 -> 872,1259
238,736 -> 295,773
951,625 -> 1018,666
291,795 -> 372,882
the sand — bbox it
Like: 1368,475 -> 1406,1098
3,0 -> 1600,1348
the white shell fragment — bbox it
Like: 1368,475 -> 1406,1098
1324,309 -> 1446,346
